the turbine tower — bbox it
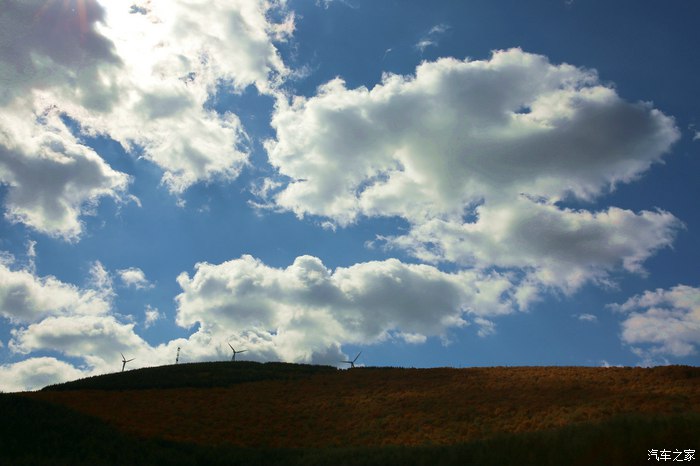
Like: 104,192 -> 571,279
341,351 -> 362,369
176,346 -> 180,364
228,343 -> 247,361
120,352 -> 134,372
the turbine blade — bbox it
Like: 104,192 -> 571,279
228,343 -> 234,351
127,358 -> 134,362
353,351 -> 362,362
239,350 -> 247,353
120,352 -> 125,360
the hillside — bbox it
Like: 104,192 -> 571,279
41,360 -> 338,391
4,363 -> 700,465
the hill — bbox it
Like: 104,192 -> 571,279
41,360 -> 338,391
3,363 -> 699,465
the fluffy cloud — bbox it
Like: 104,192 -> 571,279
0,0 -> 293,238
66,0 -> 291,193
10,315 -> 148,368
0,255 -> 171,382
264,48 -> 681,291
144,305 -> 162,328
0,258 -> 110,324
176,254 -> 521,363
387,202 -> 681,293
0,106 -> 131,240
613,285 -> 700,358
0,357 -> 89,392
0,1 -> 132,239
117,267 -> 152,289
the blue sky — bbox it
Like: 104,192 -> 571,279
1,0 -> 699,391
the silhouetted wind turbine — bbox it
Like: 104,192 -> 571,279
341,351 -> 362,369
120,352 -> 134,372
228,343 -> 246,362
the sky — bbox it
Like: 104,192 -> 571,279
1,0 -> 699,392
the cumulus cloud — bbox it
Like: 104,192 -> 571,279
11,315 -> 146,365
176,254 -> 521,363
117,267 -> 152,289
66,0 -> 291,193
0,357 -> 89,392
0,0 -> 293,229
612,285 -> 700,359
0,259 -> 110,324
0,106 -> 131,240
0,255 -> 172,382
388,203 -> 681,293
264,48 -> 681,292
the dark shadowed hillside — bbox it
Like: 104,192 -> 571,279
42,361 -> 337,391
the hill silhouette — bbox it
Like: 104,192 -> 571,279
2,363 -> 698,465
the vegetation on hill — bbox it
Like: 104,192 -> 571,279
1,393 -> 698,466
3,363 -> 697,465
33,365 -> 700,448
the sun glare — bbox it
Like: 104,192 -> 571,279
35,0 -> 90,36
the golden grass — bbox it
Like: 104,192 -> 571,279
26,366 -> 700,448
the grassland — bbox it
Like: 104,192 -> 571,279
2,362 -> 699,465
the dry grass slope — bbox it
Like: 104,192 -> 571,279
27,365 -> 700,449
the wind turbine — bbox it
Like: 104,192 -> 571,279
228,343 -> 247,362
341,351 -> 362,369
120,352 -> 134,372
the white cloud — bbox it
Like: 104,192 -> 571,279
612,285 -> 700,358
0,106 -> 131,240
117,267 -> 153,289
474,317 -> 497,337
385,203 -> 680,293
144,305 -> 162,328
0,259 -> 110,324
8,312 -> 196,375
0,0 -> 293,216
88,260 -> 113,293
264,48 -> 681,293
0,1 -> 133,239
0,357 -> 89,392
176,254 -> 522,363
67,0 -> 292,193
26,241 -> 37,260
576,313 -> 598,323
315,0 -> 359,9
416,23 -> 450,52
0,256 -> 213,381
11,315 -> 144,362
0,252 -> 267,389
